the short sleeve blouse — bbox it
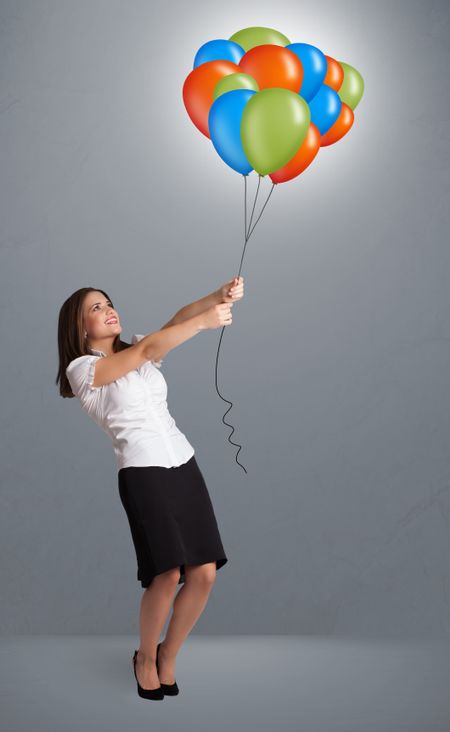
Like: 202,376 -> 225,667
65,334 -> 195,470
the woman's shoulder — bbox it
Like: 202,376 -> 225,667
66,353 -> 99,371
66,353 -> 105,398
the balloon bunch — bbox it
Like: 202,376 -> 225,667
182,26 -> 365,473
183,25 -> 364,182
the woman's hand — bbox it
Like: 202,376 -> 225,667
218,276 -> 244,304
202,303 -> 233,330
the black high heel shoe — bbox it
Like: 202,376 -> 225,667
156,642 -> 180,695
132,650 -> 164,700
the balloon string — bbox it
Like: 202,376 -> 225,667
246,173 -> 261,239
213,174 -> 277,474
246,181 -> 275,240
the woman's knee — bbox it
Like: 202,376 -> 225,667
153,567 -> 181,586
185,562 -> 217,586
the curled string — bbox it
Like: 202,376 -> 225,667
213,174 -> 276,474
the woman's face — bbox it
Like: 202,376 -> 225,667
82,291 -> 121,345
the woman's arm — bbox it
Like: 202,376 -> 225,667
143,304 -> 233,362
161,290 -> 221,329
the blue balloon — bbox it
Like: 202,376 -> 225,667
308,84 -> 342,134
193,39 -> 245,68
208,89 -> 256,175
285,43 -> 327,102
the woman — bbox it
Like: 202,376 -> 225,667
56,275 -> 244,700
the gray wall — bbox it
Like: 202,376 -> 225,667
1,0 -> 449,636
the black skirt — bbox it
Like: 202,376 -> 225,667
118,454 -> 228,588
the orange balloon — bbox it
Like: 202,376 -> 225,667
320,102 -> 354,146
323,55 -> 344,91
183,60 -> 241,138
239,44 -> 303,92
269,123 -> 321,184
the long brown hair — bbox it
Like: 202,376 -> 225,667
56,287 -> 129,398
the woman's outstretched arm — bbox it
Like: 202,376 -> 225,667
160,276 -> 243,329
161,290 -> 222,329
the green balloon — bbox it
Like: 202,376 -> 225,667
241,88 -> 310,175
338,62 -> 364,110
213,73 -> 259,100
229,26 -> 291,52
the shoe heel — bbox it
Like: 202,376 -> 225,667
132,650 -> 164,700
156,642 -> 180,696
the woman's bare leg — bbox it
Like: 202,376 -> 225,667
157,562 -> 217,684
135,568 -> 181,690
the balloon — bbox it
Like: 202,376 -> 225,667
323,55 -> 344,91
337,62 -> 364,110
228,26 -> 290,52
320,102 -> 354,146
239,44 -> 303,92
308,83 -> 342,135
213,72 -> 259,100
208,89 -> 256,174
241,88 -> 310,175
193,39 -> 245,68
183,60 -> 241,138
269,123 -> 321,183
285,42 -> 327,102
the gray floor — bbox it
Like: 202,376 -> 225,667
2,636 -> 450,731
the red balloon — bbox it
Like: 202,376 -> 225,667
182,60 -> 241,138
323,55 -> 344,91
269,123 -> 321,184
320,102 -> 354,146
239,44 -> 303,92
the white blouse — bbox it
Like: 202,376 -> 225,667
65,334 -> 195,471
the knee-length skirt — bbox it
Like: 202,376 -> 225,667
118,454 -> 228,588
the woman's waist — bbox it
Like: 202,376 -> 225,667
116,434 -> 195,471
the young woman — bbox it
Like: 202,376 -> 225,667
56,275 -> 244,700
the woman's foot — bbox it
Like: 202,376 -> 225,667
135,650 -> 161,690
157,642 -> 177,685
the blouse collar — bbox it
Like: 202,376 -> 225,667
89,347 -> 106,357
